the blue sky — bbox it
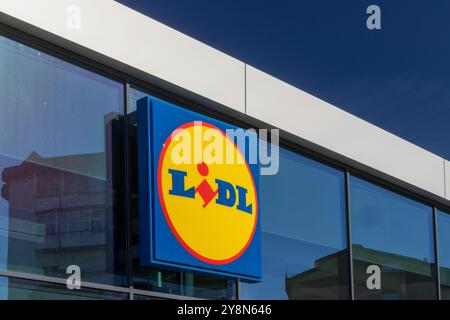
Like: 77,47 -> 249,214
117,0 -> 450,160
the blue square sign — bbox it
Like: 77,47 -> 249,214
137,96 -> 261,281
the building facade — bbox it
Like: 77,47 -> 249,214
0,0 -> 449,300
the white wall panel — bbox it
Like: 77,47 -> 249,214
246,65 -> 446,198
445,160 -> 450,200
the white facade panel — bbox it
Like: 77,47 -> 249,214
0,0 -> 246,113
246,65 -> 446,197
445,160 -> 450,200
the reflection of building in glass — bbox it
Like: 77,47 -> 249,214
351,244 -> 436,300
285,245 -> 437,300
0,150 -> 116,281
0,114 -> 123,285
441,267 -> 450,299
284,249 -> 349,300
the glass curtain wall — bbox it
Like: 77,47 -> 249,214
350,176 -> 437,300
0,34 -> 127,287
240,147 -> 350,300
437,210 -> 450,299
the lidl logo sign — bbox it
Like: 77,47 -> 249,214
137,97 -> 261,281
159,122 -> 258,265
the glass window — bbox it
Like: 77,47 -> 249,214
129,86 -> 148,112
0,277 -> 127,300
128,87 -> 236,299
350,176 -> 437,300
437,210 -> 450,299
240,147 -> 350,300
0,35 -> 126,286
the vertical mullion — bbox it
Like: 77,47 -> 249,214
180,271 -> 185,296
236,279 -> 240,300
129,287 -> 134,300
345,171 -> 355,300
124,83 -> 133,300
433,206 -> 441,300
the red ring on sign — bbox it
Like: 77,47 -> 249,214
157,121 -> 258,265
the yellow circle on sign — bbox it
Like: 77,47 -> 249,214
157,122 -> 258,265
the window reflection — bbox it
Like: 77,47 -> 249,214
240,148 -> 350,300
0,35 -> 126,286
437,210 -> 450,299
350,176 -> 437,300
